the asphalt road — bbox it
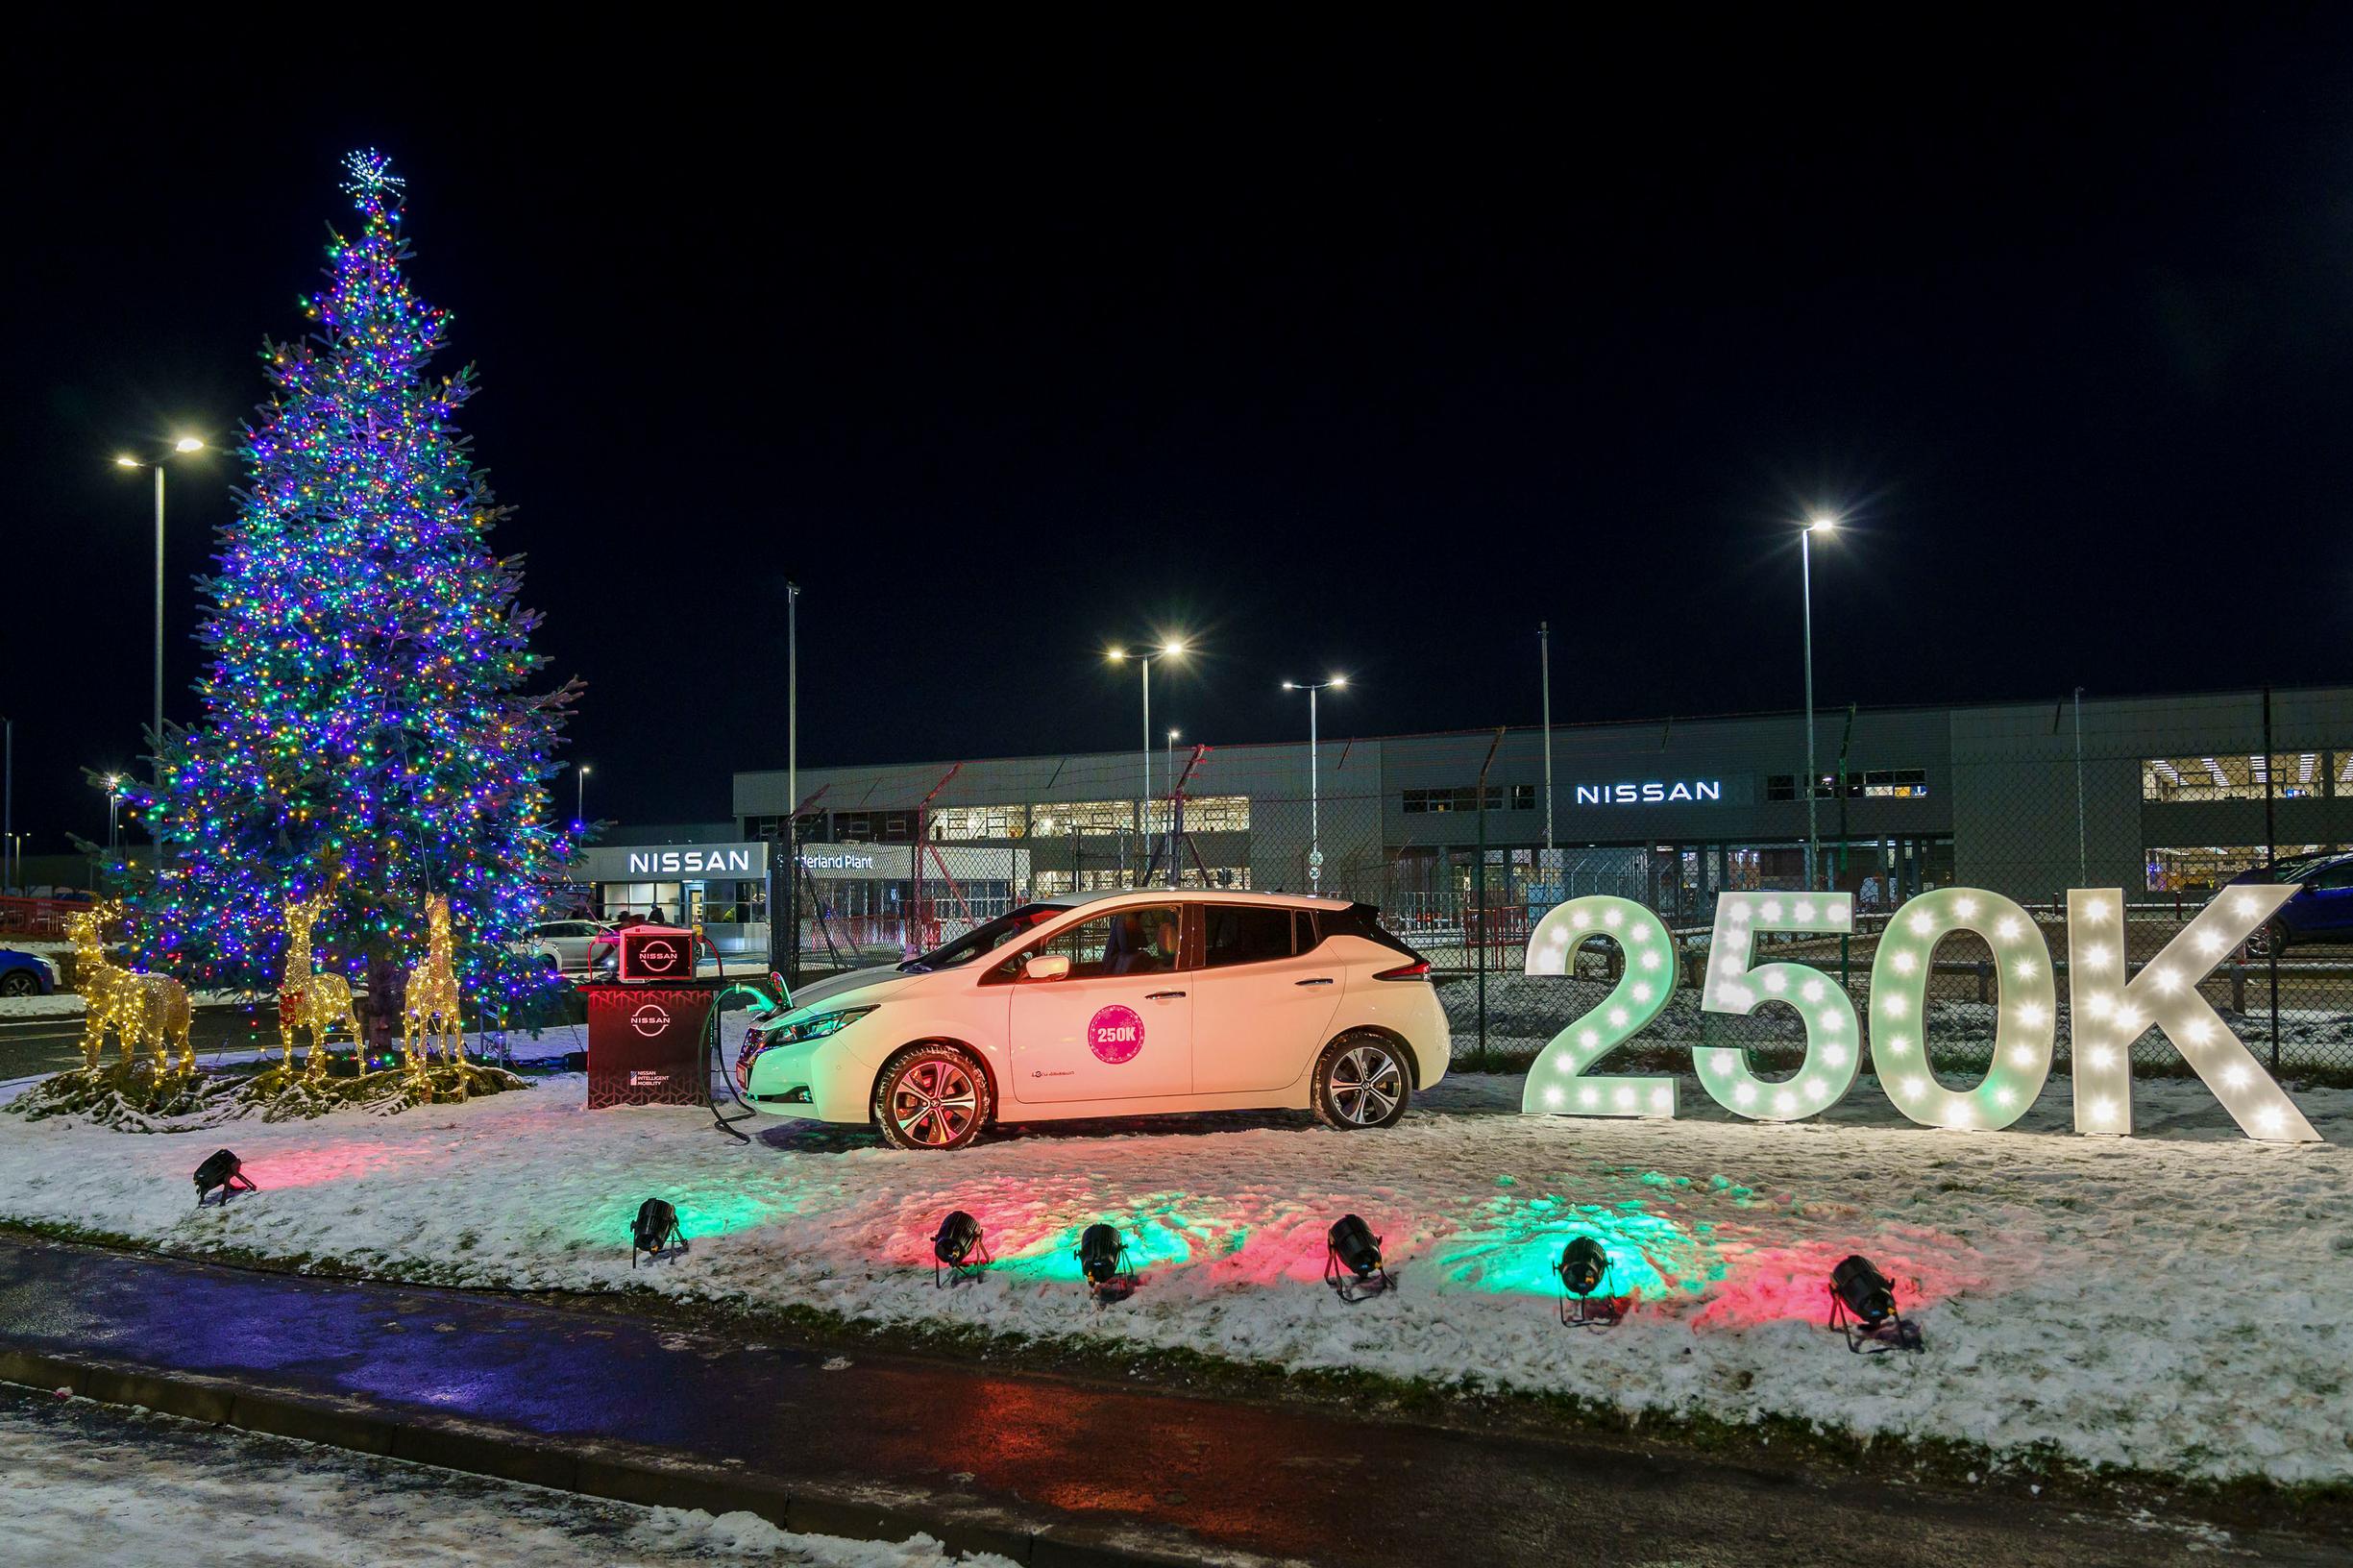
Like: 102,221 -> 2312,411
0,1006 -> 280,1081
0,1237 -> 2332,1566
0,1003 -> 593,1082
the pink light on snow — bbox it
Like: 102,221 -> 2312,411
1689,1235 -> 1988,1331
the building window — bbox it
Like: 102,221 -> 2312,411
833,810 -> 916,843
1142,795 -> 1251,834
1509,783 -> 1536,810
2145,843 -> 2346,893
1026,800 -> 1138,838
2340,752 -> 2353,797
1770,771 -> 1924,801
931,804 -> 1026,841
1402,786 -> 1504,814
1861,769 -> 1929,798
2144,754 -> 2327,804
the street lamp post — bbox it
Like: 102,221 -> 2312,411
576,764 -> 591,823
1164,727 -> 1180,879
1106,642 -> 1187,885
1281,676 -> 1348,893
103,773 -> 123,859
1801,517 -> 1837,891
114,438 -> 206,782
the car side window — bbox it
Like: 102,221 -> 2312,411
2310,863 -> 2353,891
1204,905 -> 1295,968
1031,905 -> 1185,978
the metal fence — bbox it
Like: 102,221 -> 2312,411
764,706 -> 2353,1082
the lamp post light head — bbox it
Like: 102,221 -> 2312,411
1806,515 -> 1838,535
1106,648 -> 1127,663
1328,674 -> 1349,689
172,436 -> 206,453
1167,728 -> 1180,742
1159,641 -> 1187,657
114,455 -> 140,469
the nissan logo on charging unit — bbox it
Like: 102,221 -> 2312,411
629,1003 -> 671,1038
619,925 -> 695,983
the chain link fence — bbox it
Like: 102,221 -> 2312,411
756,699 -> 2353,1084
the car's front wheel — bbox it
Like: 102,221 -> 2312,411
1311,1032 -> 1411,1130
873,1044 -> 993,1151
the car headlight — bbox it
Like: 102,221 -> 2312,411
772,1005 -> 877,1046
37,957 -> 60,987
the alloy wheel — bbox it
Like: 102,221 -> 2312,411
891,1059 -> 978,1147
1330,1043 -> 1403,1125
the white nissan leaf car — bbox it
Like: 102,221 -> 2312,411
737,890 -> 1448,1149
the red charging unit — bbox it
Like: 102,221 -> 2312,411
581,929 -> 718,1109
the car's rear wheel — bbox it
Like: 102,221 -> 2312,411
0,970 -> 37,997
2244,919 -> 2291,961
873,1044 -> 992,1151
1311,1032 -> 1410,1130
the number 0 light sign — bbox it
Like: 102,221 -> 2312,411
1521,884 -> 2318,1142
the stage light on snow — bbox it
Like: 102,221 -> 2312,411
931,1210 -> 991,1286
630,1198 -> 685,1267
1325,1213 -> 1392,1303
193,1148 -> 256,1206
1556,1236 -> 1620,1327
1076,1222 -> 1136,1302
1827,1255 -> 1923,1353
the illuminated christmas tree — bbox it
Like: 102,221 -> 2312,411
131,151 -> 578,1024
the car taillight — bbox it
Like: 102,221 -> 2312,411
1374,960 -> 1432,981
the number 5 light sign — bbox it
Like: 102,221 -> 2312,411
1522,884 -> 2319,1142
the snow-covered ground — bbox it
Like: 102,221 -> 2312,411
0,1022 -> 2346,1488
0,1395 -> 1004,1567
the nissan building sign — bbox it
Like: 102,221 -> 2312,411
576,841 -> 769,883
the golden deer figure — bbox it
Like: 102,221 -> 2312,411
403,894 -> 464,1069
63,901 -> 193,1073
281,892 -> 360,1076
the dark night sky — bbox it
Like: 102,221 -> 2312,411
8,18 -> 2353,854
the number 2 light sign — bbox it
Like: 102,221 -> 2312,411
1522,883 -> 2319,1142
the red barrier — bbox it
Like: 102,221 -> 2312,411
0,894 -> 92,937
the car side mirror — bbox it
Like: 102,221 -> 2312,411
1023,953 -> 1071,982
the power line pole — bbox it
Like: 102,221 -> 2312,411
1539,622 -> 1554,870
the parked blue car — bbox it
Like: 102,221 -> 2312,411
0,947 -> 60,997
2231,851 -> 2353,957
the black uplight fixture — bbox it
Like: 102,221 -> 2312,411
1556,1236 -> 1621,1328
1076,1222 -> 1135,1304
932,1210 -> 991,1287
193,1148 -> 256,1207
1324,1213 -> 1393,1303
631,1198 -> 687,1268
1826,1254 -> 1923,1353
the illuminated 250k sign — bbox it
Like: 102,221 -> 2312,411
1521,884 -> 2318,1143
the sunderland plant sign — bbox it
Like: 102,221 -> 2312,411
1521,883 -> 2318,1142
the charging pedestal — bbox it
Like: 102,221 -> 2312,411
579,926 -> 716,1110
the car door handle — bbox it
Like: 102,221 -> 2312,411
1294,977 -> 1336,987
1145,990 -> 1187,1000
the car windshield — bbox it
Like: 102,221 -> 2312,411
899,904 -> 1065,972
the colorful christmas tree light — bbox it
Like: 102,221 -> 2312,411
126,150 -> 579,1029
